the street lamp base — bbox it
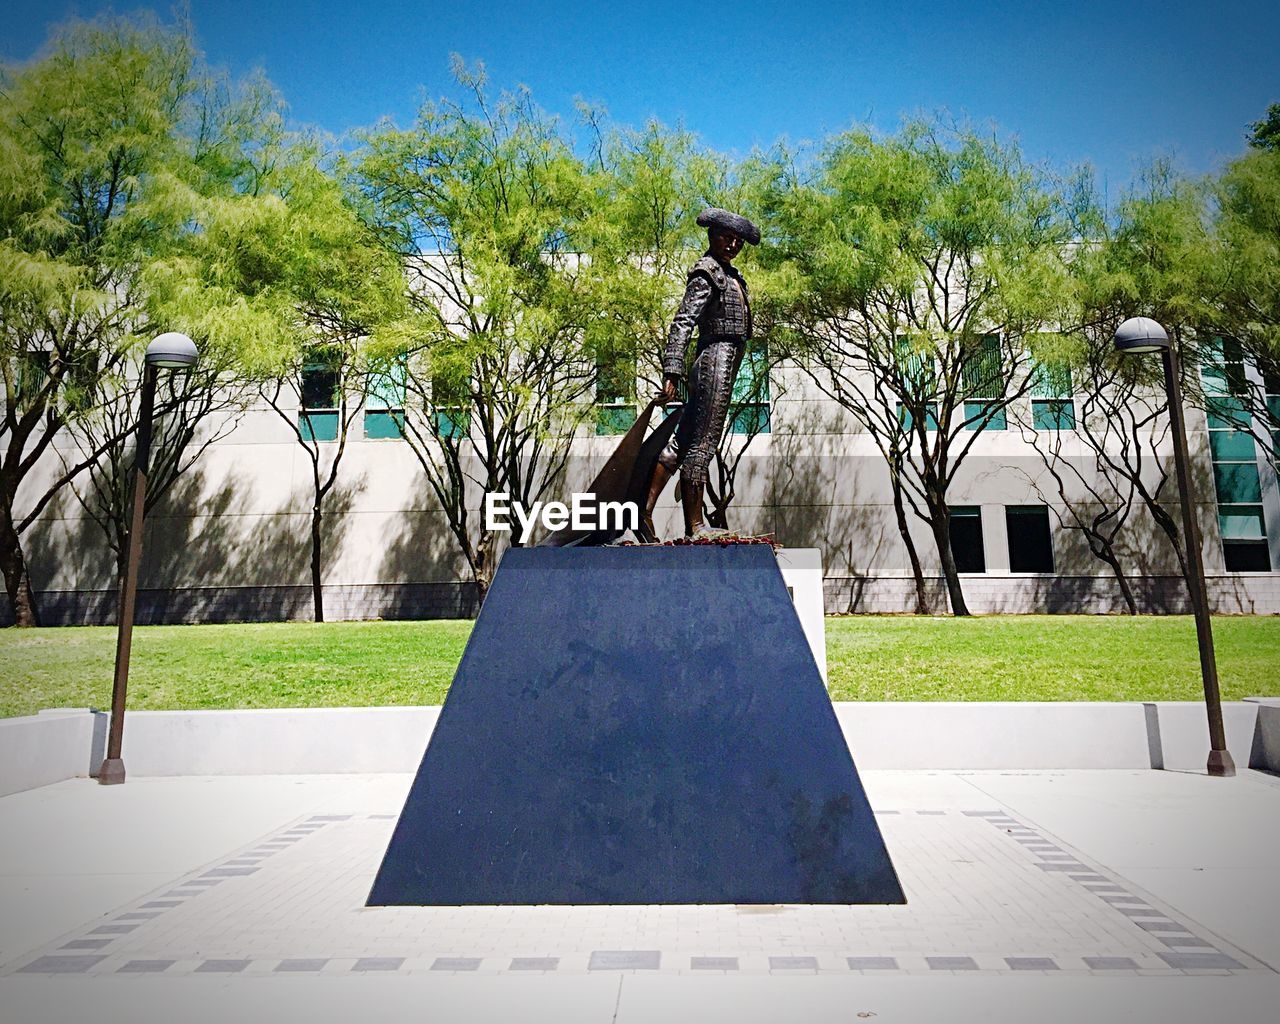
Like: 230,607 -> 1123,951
1206,749 -> 1236,778
97,758 -> 126,785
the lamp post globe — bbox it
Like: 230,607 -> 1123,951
1113,316 -> 1171,356
145,332 -> 199,370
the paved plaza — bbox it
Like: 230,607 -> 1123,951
1,768 -> 1278,1022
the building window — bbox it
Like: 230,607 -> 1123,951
1030,362 -> 1075,430
730,340 -> 771,434
365,357 -> 406,440
1202,336 -> 1271,572
950,506 -> 986,573
595,353 -> 636,436
1265,365 -> 1280,466
1006,505 -> 1055,573
897,402 -> 940,432
300,355 -> 340,442
895,334 -> 938,432
963,334 -> 1006,430
432,373 -> 470,440
15,350 -> 50,406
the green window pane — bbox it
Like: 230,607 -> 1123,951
1206,396 -> 1249,430
434,407 -> 469,440
1218,505 -> 1266,539
1199,336 -> 1248,396
596,404 -> 637,436
964,400 -> 1006,431
1213,462 -> 1262,504
1267,395 -> 1280,422
963,334 -> 1002,399
1208,429 -> 1256,461
895,335 -> 936,395
1032,399 -> 1075,430
367,359 -> 407,410
300,410 -> 339,442
1030,363 -> 1072,399
898,402 -> 939,431
730,403 -> 771,435
364,410 -> 404,439
596,356 -> 636,406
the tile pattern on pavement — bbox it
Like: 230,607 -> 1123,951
4,808 -> 1269,978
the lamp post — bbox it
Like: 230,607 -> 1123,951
98,333 -> 199,785
1113,317 -> 1235,777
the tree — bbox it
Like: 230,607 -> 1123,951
62,353 -> 250,579
1013,325 -> 1157,614
1070,164 -> 1221,593
1246,103 -> 1280,152
1212,140 -> 1280,469
353,62 -> 602,602
0,16 -> 208,625
769,120 -> 1073,614
57,74 -> 285,584
163,130 -> 407,621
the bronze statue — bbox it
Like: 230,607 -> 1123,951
639,207 -> 760,540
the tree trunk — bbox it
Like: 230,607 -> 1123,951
1146,502 -> 1196,611
890,477 -> 929,614
1092,543 -> 1138,615
473,533 -> 494,611
0,499 -> 39,627
927,505 -> 970,617
310,503 -> 324,623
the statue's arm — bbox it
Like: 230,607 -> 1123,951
662,273 -> 714,378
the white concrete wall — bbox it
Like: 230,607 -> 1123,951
4,701 -> 1271,796
0,709 -> 104,798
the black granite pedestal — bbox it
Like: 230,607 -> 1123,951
368,545 -> 904,906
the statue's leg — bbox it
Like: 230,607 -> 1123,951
638,462 -> 673,542
678,340 -> 742,537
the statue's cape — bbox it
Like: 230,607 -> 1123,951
538,399 -> 683,548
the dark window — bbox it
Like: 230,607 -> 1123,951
301,363 -> 339,411
950,506 -> 986,573
1006,505 -> 1055,573
1223,540 -> 1271,572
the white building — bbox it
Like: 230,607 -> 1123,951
13,334 -> 1280,625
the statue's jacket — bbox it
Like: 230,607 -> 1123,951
662,254 -> 752,377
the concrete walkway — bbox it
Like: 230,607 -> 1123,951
2,769 -> 1278,1023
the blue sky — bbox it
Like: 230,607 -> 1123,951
5,1 -> 1278,192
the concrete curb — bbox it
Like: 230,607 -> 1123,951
2,700 -> 1274,797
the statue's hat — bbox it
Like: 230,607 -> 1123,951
697,207 -> 760,245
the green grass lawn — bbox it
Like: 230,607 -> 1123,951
1,615 -> 1277,719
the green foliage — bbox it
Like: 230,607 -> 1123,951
1246,102 -> 1280,152
1214,147 -> 1280,357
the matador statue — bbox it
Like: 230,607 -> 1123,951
639,206 -> 760,541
